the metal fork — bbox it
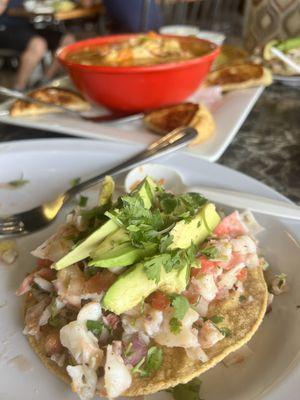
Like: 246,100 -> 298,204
0,127 -> 197,237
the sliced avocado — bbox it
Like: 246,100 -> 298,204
54,177 -> 159,271
54,219 -> 119,270
132,176 -> 157,209
102,262 -> 188,314
169,203 -> 220,249
103,203 -> 220,314
89,242 -> 157,268
92,228 -> 130,256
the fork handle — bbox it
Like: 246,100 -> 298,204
66,127 -> 197,199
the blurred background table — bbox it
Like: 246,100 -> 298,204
0,83 -> 299,205
7,3 -> 104,21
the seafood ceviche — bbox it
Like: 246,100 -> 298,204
17,176 -> 275,400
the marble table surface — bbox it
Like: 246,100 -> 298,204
0,83 -> 299,204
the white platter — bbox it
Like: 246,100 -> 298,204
0,79 -> 264,162
0,139 -> 299,400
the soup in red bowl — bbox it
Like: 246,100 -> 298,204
58,33 -> 219,112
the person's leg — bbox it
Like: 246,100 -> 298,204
14,36 -> 47,90
44,33 -> 75,80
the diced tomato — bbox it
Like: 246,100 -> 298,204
37,267 -> 56,281
85,271 -> 117,294
198,256 -> 217,274
184,290 -> 199,305
214,211 -> 248,238
236,268 -> 248,282
218,252 -> 245,270
37,259 -> 53,269
191,267 -> 202,278
146,290 -> 170,310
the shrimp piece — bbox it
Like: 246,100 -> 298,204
31,224 -> 78,262
60,302 -> 103,368
23,297 -> 50,336
67,364 -> 98,400
54,264 -> 85,307
104,341 -> 132,398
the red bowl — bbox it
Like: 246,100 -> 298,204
58,34 -> 220,112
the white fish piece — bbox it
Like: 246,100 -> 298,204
245,253 -> 259,269
154,308 -> 199,348
33,276 -> 53,293
77,301 -> 102,323
67,365 -> 98,400
195,274 -> 218,302
185,346 -> 209,362
240,211 -> 264,235
60,302 -> 103,368
231,235 -> 257,255
199,321 -> 225,349
104,341 -> 132,398
194,296 -> 209,317
218,263 -> 245,291
143,306 -> 163,337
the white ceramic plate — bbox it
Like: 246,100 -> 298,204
0,78 -> 264,162
0,139 -> 299,400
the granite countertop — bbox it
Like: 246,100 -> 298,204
0,83 -> 299,204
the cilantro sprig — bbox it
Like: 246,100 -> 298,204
132,346 -> 163,377
168,294 -> 190,334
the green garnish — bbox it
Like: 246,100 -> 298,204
86,320 -> 104,337
124,342 -> 133,357
276,273 -> 287,288
132,346 -> 163,377
169,317 -> 182,334
70,177 -> 81,187
171,295 -> 190,321
6,174 -> 29,188
144,244 -> 197,284
218,327 -> 231,337
239,295 -> 247,302
209,315 -> 224,324
201,245 -> 218,259
169,377 -> 203,400
49,316 -> 64,328
79,195 -> 88,208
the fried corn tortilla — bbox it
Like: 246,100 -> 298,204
26,265 -> 267,396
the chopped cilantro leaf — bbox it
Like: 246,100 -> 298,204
70,177 -> 81,187
169,377 -> 202,400
49,315 -> 65,328
218,327 -> 231,337
210,315 -> 224,324
7,175 -> 29,188
201,246 -> 218,259
171,295 -> 189,320
144,254 -> 170,283
86,320 -> 103,337
239,295 -> 247,302
132,346 -> 163,377
79,195 -> 88,208
169,317 -> 182,334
